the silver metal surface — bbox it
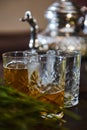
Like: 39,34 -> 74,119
38,0 -> 87,55
20,11 -> 39,50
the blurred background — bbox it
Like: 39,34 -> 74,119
0,0 -> 87,33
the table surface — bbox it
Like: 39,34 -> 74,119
0,58 -> 87,130
64,92 -> 87,130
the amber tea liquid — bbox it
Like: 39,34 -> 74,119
28,71 -> 64,108
4,61 -> 29,94
29,80 -> 64,117
38,89 -> 64,107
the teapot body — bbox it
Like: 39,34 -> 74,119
38,0 -> 87,56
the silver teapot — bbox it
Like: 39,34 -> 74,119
38,0 -> 87,56
20,0 -> 87,56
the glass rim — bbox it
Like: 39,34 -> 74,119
56,49 -> 81,57
2,50 -> 66,61
27,53 -> 66,64
2,51 -> 28,58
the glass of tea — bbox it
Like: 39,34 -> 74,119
27,50 -> 66,118
2,51 -> 29,94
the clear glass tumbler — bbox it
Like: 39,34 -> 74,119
27,51 -> 66,118
57,50 -> 81,107
2,51 -> 29,94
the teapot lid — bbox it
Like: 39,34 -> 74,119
45,0 -> 80,20
44,0 -> 82,35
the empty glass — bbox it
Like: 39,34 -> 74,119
57,50 -> 81,107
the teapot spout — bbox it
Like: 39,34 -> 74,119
20,10 -> 39,50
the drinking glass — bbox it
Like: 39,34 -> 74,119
2,51 -> 29,94
27,51 -> 66,118
57,50 -> 81,107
